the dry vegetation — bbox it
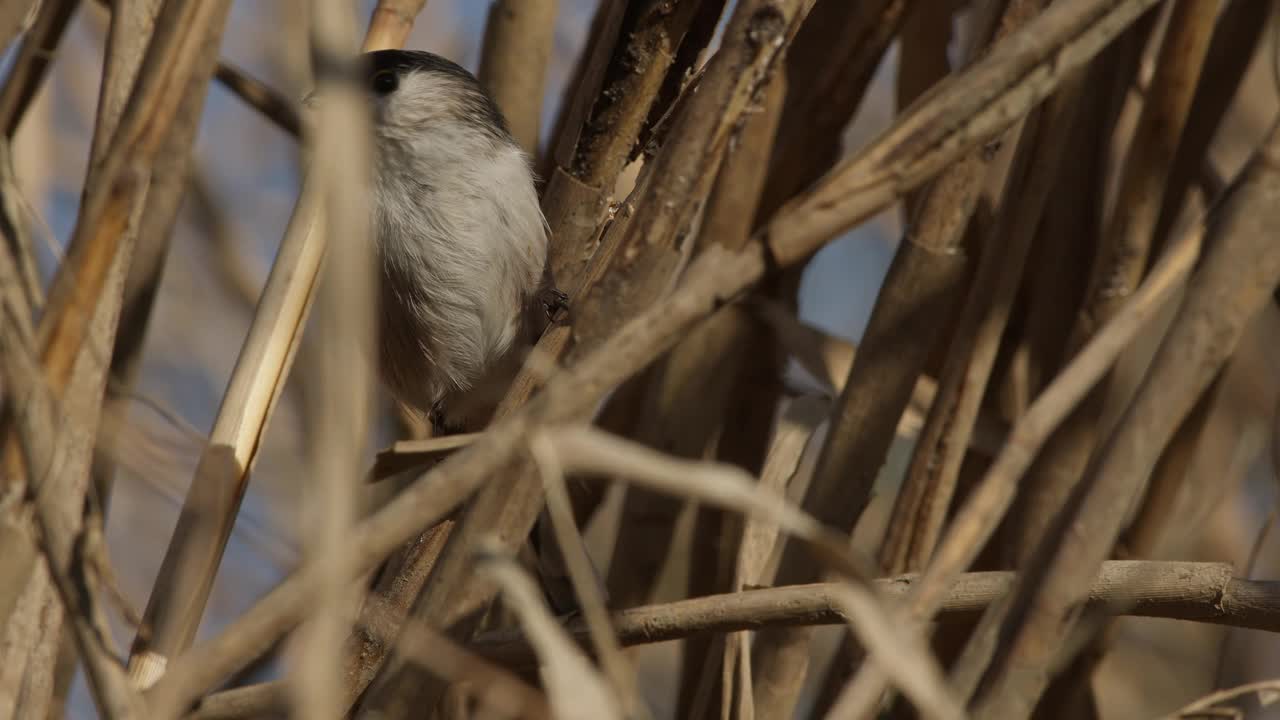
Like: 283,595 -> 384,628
3,0 -> 1280,718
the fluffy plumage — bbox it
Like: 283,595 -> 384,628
363,50 -> 549,428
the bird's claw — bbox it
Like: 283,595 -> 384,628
429,400 -> 465,436
541,287 -> 569,322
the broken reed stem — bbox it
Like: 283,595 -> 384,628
0,3 -> 234,718
123,0 -> 428,690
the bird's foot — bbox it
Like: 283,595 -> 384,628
429,400 -> 466,436
540,287 -> 569,322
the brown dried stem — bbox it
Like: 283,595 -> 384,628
1004,0 -> 1217,592
753,1 -> 1047,712
972,116 -> 1280,720
604,76 -> 785,612
839,172 -> 1208,720
478,0 -> 558,155
362,0 -> 427,53
286,1 -> 375,718
0,0 -> 77,138
882,33 -> 1079,578
472,561 -> 1280,664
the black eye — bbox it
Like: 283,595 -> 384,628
371,69 -> 398,95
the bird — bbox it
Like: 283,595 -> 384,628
359,48 -> 563,433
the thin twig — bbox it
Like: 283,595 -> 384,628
528,434 -> 644,718
477,544 -> 623,720
1161,680 -> 1280,720
214,61 -> 302,137
470,560 -> 1270,663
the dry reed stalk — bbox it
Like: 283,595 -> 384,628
91,0 -> 304,139
0,145 -> 39,365
537,0 -> 626,177
544,0 -> 708,289
1152,0 -> 1271,248
362,0 -> 427,52
896,1 -> 953,220
836,175 -> 1207,720
972,117 -> 1280,720
0,313 -> 145,719
667,77 -> 787,719
0,0 -> 155,697
721,396 -> 829,720
1002,0 -> 1217,601
752,1 -> 1049,712
469,560 -> 1278,663
543,426 -> 963,720
1003,10 -> 1155,564
141,4 -> 1162,711
65,8 -> 232,713
285,1 -> 375,718
636,0 -> 727,155
4,0 -> 227,703
881,46 -> 1080,581
190,591 -> 556,720
756,0 -> 917,219
897,1 -> 952,127
212,60 -> 303,137
528,435 -> 644,717
0,0 -> 76,137
478,0 -> 558,155
604,75 -> 785,614
124,0 -> 427,690
478,545 -> 623,719
1115,0 -> 1273,562
1162,679 -> 1280,720
84,4 -> 236,581
0,0 -> 235,714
